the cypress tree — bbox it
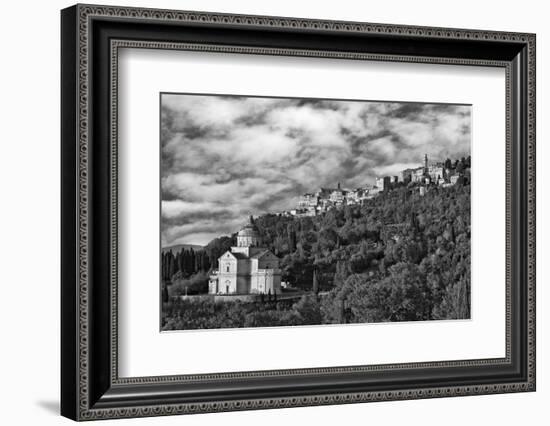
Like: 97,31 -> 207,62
287,224 -> 296,252
161,253 -> 166,280
195,251 -> 202,272
168,251 -> 176,279
209,253 -> 216,270
312,268 -> 319,294
165,253 -> 170,280
183,249 -> 192,275
410,212 -> 419,232
189,248 -> 196,274
178,250 -> 184,274
174,252 -> 181,272
162,284 -> 169,303
201,252 -> 210,271
338,298 -> 346,324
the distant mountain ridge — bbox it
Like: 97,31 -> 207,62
162,243 -> 204,253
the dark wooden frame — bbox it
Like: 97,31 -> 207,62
61,4 -> 536,421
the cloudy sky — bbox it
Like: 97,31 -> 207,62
161,93 -> 471,247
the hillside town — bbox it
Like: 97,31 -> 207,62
284,154 -> 471,218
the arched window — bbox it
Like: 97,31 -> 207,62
226,265 -> 230,272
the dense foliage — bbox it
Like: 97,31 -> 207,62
162,163 -> 471,330
162,237 -> 234,297
162,296 -> 323,330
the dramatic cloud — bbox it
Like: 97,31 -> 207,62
161,94 -> 471,246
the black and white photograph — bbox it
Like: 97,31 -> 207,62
160,93 -> 472,331
52,2 -> 538,421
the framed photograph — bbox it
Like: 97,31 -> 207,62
61,4 -> 536,421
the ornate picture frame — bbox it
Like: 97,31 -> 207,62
61,4 -> 535,421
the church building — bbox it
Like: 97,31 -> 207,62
208,218 -> 281,295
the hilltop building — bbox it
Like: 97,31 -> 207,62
284,154 -> 468,217
208,218 -> 281,295
314,183 -> 347,206
297,193 -> 319,210
412,167 -> 426,183
399,168 -> 414,183
375,176 -> 391,192
428,164 -> 445,181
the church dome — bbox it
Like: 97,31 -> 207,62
237,217 -> 261,247
238,224 -> 259,238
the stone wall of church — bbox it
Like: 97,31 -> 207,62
208,279 -> 218,294
219,253 -> 237,274
269,271 -> 282,294
237,235 -> 259,247
237,259 -> 251,274
210,246 -> 281,295
236,275 -> 251,294
231,246 -> 250,257
217,272 -> 237,294
250,269 -> 281,294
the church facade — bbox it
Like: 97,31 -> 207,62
208,219 -> 282,295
